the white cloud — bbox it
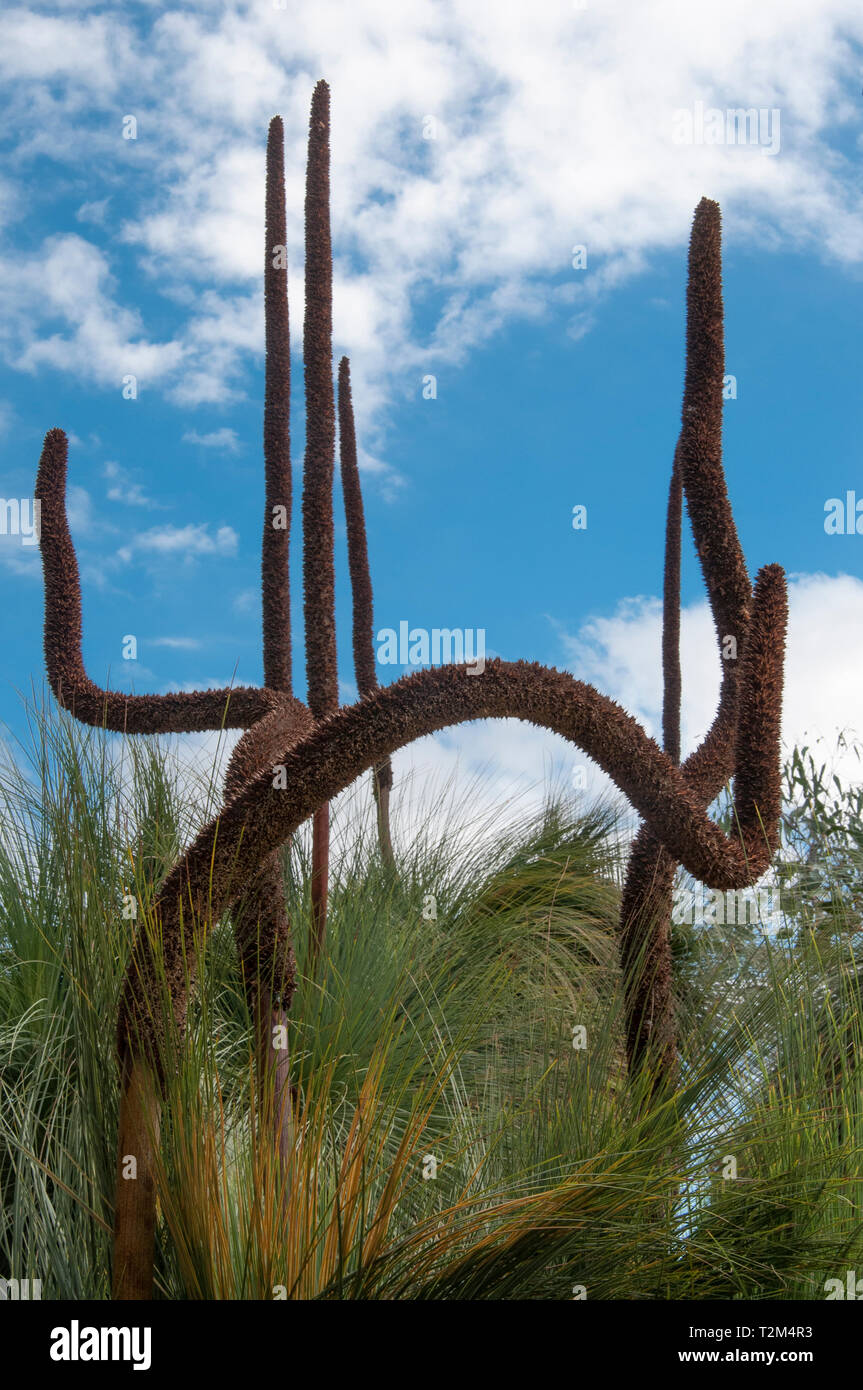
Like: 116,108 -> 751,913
0,178 -> 21,233
107,483 -> 151,507
76,198 -> 110,226
111,660 -> 157,687
352,445 -> 404,500
0,234 -> 184,390
0,0 -> 860,475
168,678 -> 247,693
103,459 -> 160,509
232,588 -> 257,614
150,636 -> 202,650
66,484 -> 95,537
0,9 -> 125,87
116,522 -> 238,564
0,533 -> 40,576
182,427 -> 242,452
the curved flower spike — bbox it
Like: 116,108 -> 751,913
34,428 -> 307,736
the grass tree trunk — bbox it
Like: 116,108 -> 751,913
112,1057 -> 161,1300
373,761 -> 396,871
310,805 -> 330,964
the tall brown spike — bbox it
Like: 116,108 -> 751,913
619,197 -> 753,1085
255,115 -> 298,1164
302,79 -> 338,960
679,199 -> 751,653
338,356 -> 395,868
302,80 -> 338,721
262,115 -> 292,692
662,448 -> 682,768
337,358 -> 375,697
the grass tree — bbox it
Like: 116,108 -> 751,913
33,84 -> 788,1300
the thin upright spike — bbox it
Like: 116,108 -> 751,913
338,358 -> 376,698
679,199 -> 750,651
662,448 -> 682,766
262,116 -> 293,692
302,80 -> 338,721
255,116 -> 299,1163
338,356 -> 395,866
302,80 -> 338,958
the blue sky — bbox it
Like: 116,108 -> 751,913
1,0 -> 862,811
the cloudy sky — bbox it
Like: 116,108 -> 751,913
1,0 -> 862,828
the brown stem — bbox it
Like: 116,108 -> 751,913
620,451 -> 683,1082
310,804 -> 330,968
619,830 -> 677,1079
253,993 -> 295,1169
112,1057 -> 161,1300
226,716 -> 300,1159
373,763 -> 396,871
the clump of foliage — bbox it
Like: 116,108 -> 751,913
2,703 -> 863,1299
